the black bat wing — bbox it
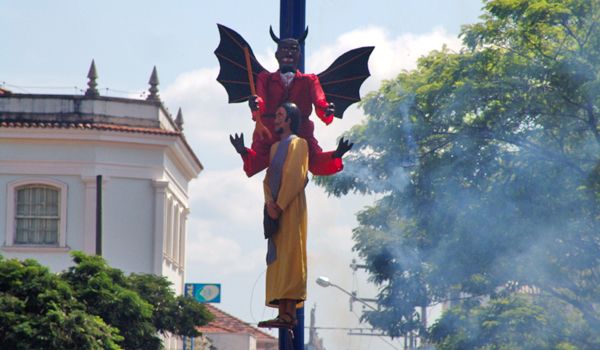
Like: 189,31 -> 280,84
214,24 -> 267,103
318,46 -> 374,119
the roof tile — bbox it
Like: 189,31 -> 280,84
0,120 -> 180,136
199,304 -> 277,342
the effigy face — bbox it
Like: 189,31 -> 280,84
276,39 -> 301,73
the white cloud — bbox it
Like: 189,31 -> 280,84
308,25 -> 462,89
188,169 -> 263,222
307,25 -> 462,144
185,169 -> 266,277
186,228 -> 264,275
161,68 -> 252,163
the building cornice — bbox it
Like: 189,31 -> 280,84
0,93 -> 202,172
1,123 -> 203,174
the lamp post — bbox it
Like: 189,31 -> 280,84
317,276 -> 414,350
318,276 -> 432,350
316,276 -> 378,312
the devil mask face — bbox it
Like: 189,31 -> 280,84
275,39 -> 301,73
270,26 -> 308,74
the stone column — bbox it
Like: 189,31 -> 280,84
153,180 -> 169,275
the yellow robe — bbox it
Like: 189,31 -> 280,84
263,137 -> 309,307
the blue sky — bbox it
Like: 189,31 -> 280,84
1,1 -> 484,349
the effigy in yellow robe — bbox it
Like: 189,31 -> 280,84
263,137 -> 308,308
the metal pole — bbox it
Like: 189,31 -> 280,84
294,306 -> 304,349
331,284 -> 377,311
280,0 -> 306,73
279,0 -> 306,348
278,306 -> 305,350
95,175 -> 102,256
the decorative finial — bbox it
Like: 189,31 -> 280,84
147,66 -> 160,101
85,60 -> 99,98
175,108 -> 184,130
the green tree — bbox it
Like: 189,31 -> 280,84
317,0 -> 600,346
62,252 -> 213,350
429,295 -> 596,350
0,252 -> 212,350
127,273 -> 214,339
0,256 -> 121,350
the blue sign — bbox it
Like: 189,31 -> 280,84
185,283 -> 221,303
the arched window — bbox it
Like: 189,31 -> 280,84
5,178 -> 68,248
15,185 -> 60,245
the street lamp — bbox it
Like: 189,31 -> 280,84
316,276 -> 378,311
317,276 -> 406,350
315,276 -> 333,288
318,277 -> 429,349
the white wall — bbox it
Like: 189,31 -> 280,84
206,333 -> 257,350
102,177 -> 155,274
0,129 -> 196,291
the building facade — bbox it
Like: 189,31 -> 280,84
0,76 -> 201,296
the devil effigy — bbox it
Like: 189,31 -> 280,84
215,24 -> 373,331
215,24 -> 373,177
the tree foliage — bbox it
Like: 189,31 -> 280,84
429,295 -> 597,350
316,0 -> 600,346
0,256 -> 121,350
0,252 -> 213,349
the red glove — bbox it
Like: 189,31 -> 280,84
249,95 -> 265,121
316,101 -> 335,125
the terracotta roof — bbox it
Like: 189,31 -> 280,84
0,119 -> 203,170
0,120 -> 180,136
200,304 -> 277,342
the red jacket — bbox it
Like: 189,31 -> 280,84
253,70 -> 333,125
241,69 -> 341,177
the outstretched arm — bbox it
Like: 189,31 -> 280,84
311,75 -> 335,125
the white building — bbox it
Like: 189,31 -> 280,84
0,64 -> 202,296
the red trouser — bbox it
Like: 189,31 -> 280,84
241,116 -> 342,177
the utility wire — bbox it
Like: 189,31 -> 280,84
249,268 -> 275,324
1,82 -> 146,97
1,82 -> 81,94
304,326 -> 382,331
351,309 -> 401,350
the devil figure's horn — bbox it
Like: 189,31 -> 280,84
298,27 -> 309,44
269,26 -> 280,44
